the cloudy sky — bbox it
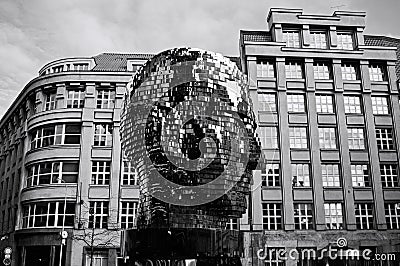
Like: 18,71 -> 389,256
0,0 -> 399,117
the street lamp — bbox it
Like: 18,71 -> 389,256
57,177 -> 68,266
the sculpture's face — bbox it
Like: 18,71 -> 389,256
121,48 -> 260,228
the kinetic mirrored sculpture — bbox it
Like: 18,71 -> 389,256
121,47 -> 260,230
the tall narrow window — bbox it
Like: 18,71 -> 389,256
91,161 -> 111,185
89,201 -> 108,229
380,164 -> 399,188
122,160 -> 138,186
287,94 -> 305,112
318,128 -> 337,149
259,127 -> 278,149
315,95 -> 334,113
324,202 -> 344,229
313,62 -> 331,80
341,63 -> 358,80
337,32 -> 354,50
289,127 -> 308,149
96,87 -> 115,109
258,93 -> 276,112
120,201 -> 138,229
347,128 -> 365,150
262,164 -> 280,187
225,219 -> 239,230
294,203 -> 314,230
291,164 -> 310,187
355,203 -> 374,230
371,96 -> 389,115
44,91 -> 57,111
385,202 -> 400,229
257,60 -> 275,78
283,29 -> 300,48
369,64 -> 386,82
321,164 -> 341,187
376,128 -> 394,150
285,61 -> 303,79
310,31 -> 327,49
262,203 -> 282,230
344,96 -> 362,114
94,124 -> 113,147
351,164 -> 370,187
67,89 -> 85,108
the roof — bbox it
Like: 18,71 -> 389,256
241,30 -> 272,42
92,53 -> 153,72
364,35 -> 400,80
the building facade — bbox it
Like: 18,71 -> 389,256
0,7 -> 400,266
239,8 -> 400,265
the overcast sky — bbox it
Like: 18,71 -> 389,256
0,0 -> 399,117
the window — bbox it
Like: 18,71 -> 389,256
67,89 -> 85,108
259,127 -> 278,149
30,124 -> 81,150
371,96 -> 389,115
313,62 -> 331,80
120,201 -> 138,229
85,249 -> 108,266
94,124 -> 113,146
287,94 -> 305,112
291,164 -> 310,187
347,128 -> 365,150
285,61 -> 303,79
385,202 -> 400,229
355,203 -> 374,230
263,248 -> 285,266
310,31 -> 327,49
44,91 -> 57,111
89,201 -> 108,228
21,201 -> 75,228
324,203 -> 344,229
53,65 -> 64,73
380,164 -> 399,188
351,165 -> 370,187
315,95 -> 334,113
341,63 -> 358,80
294,203 -> 313,230
122,161 -> 138,186
26,161 -> 79,187
258,93 -> 276,112
343,96 -> 362,114
262,164 -> 280,187
376,128 -> 394,150
318,128 -> 337,149
96,88 -> 115,109
283,29 -> 300,48
369,64 -> 386,82
225,218 -> 239,230
321,164 -> 340,187
337,32 -> 354,50
257,60 -> 275,78
91,161 -> 111,185
289,127 -> 308,149
262,203 -> 282,230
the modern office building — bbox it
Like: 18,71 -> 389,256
0,7 -> 400,266
239,8 -> 400,265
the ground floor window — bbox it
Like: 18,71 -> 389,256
85,249 -> 109,266
24,245 -> 66,266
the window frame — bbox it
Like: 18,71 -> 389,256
21,201 -> 75,228
89,201 -> 109,229
371,96 -> 390,115
259,126 -> 279,149
285,61 -> 303,79
66,88 -> 85,108
324,202 -> 344,230
351,164 -> 371,187
375,128 -> 395,150
384,202 -> 400,229
313,61 -> 331,80
291,163 -> 311,187
294,203 -> 314,230
309,30 -> 328,49
282,29 -> 301,48
287,94 -> 306,113
318,127 -> 337,150
315,95 -> 334,113
343,95 -> 362,114
258,93 -> 276,112
321,164 -> 341,187
337,31 -> 355,50
262,164 -> 281,187
96,87 -> 116,109
120,201 -> 138,229
262,203 -> 283,230
256,59 -> 275,78
380,164 -> 399,188
121,160 -> 138,186
289,127 -> 308,149
347,128 -> 366,150
91,161 -> 111,185
355,202 -> 375,230
94,123 -> 113,147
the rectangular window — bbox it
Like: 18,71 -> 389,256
337,32 -> 354,50
371,96 -> 389,115
262,203 -> 282,230
263,248 -> 285,266
318,128 -> 337,149
289,127 -> 308,149
294,203 -> 313,230
259,127 -> 278,149
324,202 -> 344,230
26,161 -> 79,187
285,61 -> 303,79
44,92 -> 57,111
380,164 -> 399,188
225,218 -> 239,230
291,164 -> 310,187
376,128 -> 394,150
89,201 -> 108,229
283,29 -> 300,48
369,64 -> 386,82
287,94 -> 305,112
257,60 -> 275,78
313,62 -> 331,80
262,164 -> 280,187
94,123 -> 113,147
355,203 -> 374,230
351,164 -> 370,187
96,88 -> 115,109
341,63 -> 358,80
120,201 -> 138,229
122,161 -> 137,186
30,124 -> 81,150
21,201 -> 75,228
310,31 -> 327,49
258,93 -> 276,112
91,161 -> 111,185
315,95 -> 334,113
347,128 -> 365,150
321,164 -> 340,187
67,89 -> 85,108
385,202 -> 400,229
343,96 -> 362,114
85,249 -> 108,266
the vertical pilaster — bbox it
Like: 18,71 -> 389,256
302,25 -> 310,47
329,26 -> 337,48
356,27 -> 365,47
274,24 -> 283,43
